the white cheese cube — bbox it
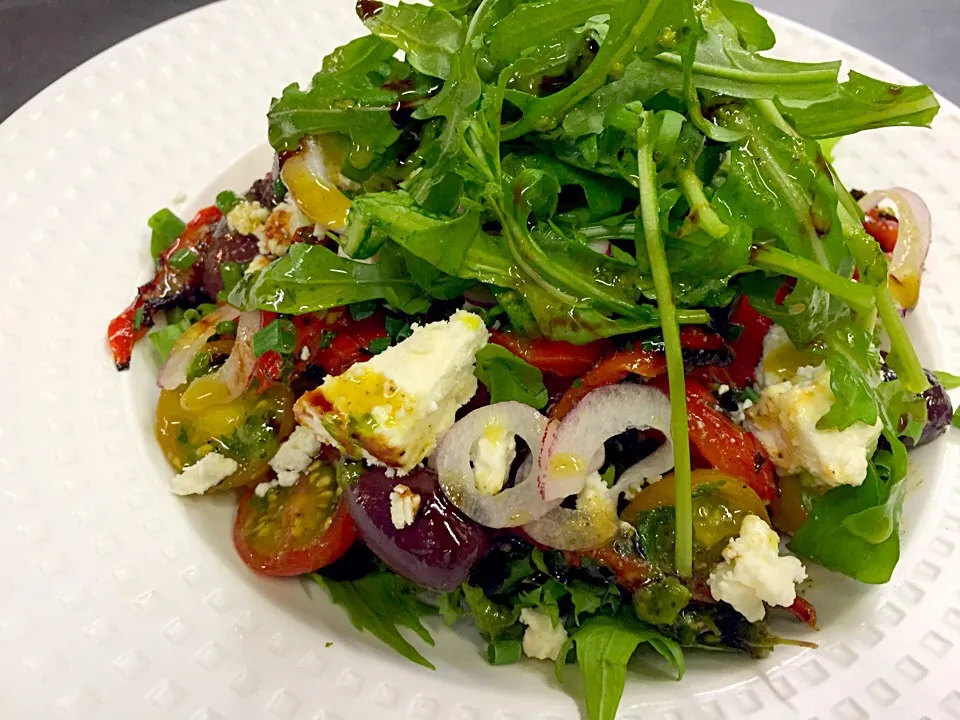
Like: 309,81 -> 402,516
295,310 -> 488,473
707,515 -> 807,622
171,452 -> 239,496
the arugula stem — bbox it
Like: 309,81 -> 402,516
636,118 -> 692,579
676,168 -> 729,239
752,246 -> 876,316
877,288 -> 929,393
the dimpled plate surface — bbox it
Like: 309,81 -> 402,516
1,2 -> 960,719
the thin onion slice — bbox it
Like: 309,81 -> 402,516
435,402 -> 558,528
181,310 -> 261,408
157,304 -> 240,390
858,188 -> 932,310
539,384 -> 673,501
524,384 -> 674,550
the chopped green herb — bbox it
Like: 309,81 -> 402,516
215,190 -> 242,214
132,307 -> 145,331
147,319 -> 190,362
186,351 -> 212,382
220,262 -> 246,298
487,639 -> 522,666
168,249 -> 198,270
197,303 -> 217,316
274,176 -> 288,202
148,208 -> 187,261
385,315 -> 414,342
319,330 -> 337,349
349,300 -> 378,321
253,318 -> 297,357
216,320 -> 238,336
367,336 -> 392,355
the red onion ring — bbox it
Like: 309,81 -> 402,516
157,304 -> 240,390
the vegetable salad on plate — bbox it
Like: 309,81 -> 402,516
108,0 -> 957,717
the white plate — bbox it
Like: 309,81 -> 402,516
2,2 -> 960,719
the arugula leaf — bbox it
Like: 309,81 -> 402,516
557,614 -> 684,720
147,318 -> 191,361
363,2 -> 463,79
474,344 -> 549,409
714,0 -> 775,51
227,243 -> 429,315
788,463 -> 901,584
266,36 -> 402,153
935,370 -> 960,390
461,584 -> 520,639
815,321 -> 881,431
313,571 -> 437,669
779,71 -> 940,139
487,0 -> 621,62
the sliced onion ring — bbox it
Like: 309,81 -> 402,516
182,310 -> 261,404
539,384 -> 673,501
435,402 -> 558,528
525,384 -> 674,550
157,304 -> 240,390
858,187 -> 931,310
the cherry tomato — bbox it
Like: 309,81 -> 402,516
489,331 -> 613,377
650,376 -> 778,503
621,469 -> 770,579
770,473 -> 826,535
233,464 -> 358,576
863,207 -> 899,253
156,379 -> 294,492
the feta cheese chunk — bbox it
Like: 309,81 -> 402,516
226,200 -> 269,237
389,484 -> 422,529
519,608 -> 568,661
258,201 -> 308,258
707,515 -> 807,622
472,420 -> 517,496
747,362 -> 881,487
269,425 -> 323,487
296,310 -> 488,473
171,452 -> 239,496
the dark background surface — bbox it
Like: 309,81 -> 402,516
1,0 -> 958,122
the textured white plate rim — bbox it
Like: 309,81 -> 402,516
1,3 -> 960,720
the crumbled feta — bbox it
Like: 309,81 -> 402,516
269,425 -> 323,487
296,310 -> 488,473
707,515 -> 807,622
171,452 -> 239,496
172,191 -> 187,205
519,608 -> 568,661
472,421 -> 517,496
389,484 -> 421,529
226,200 -> 269,237
245,254 -> 272,274
747,362 -> 881,487
300,346 -> 311,362
259,201 -> 308,257
717,384 -> 730,395
730,397 -> 753,426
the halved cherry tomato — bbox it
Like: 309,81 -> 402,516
650,376 -> 777,503
770,473 -> 827,535
863,207 -> 899,253
233,464 -> 358,576
489,331 -> 613,377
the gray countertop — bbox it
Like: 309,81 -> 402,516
1,0 -> 957,122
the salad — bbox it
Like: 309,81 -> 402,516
108,0 -> 957,717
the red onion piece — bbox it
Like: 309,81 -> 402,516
435,402 -> 558,528
183,310 -> 261,402
858,187 -> 932,310
588,239 -> 612,256
157,304 -> 240,390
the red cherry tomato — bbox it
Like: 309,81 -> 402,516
233,466 -> 358,577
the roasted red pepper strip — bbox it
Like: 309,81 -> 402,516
786,596 -> 818,629
489,331 -> 613,378
565,546 -> 656,593
725,295 -> 774,388
107,299 -> 147,370
863,207 -> 899,253
651,376 -> 778,504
